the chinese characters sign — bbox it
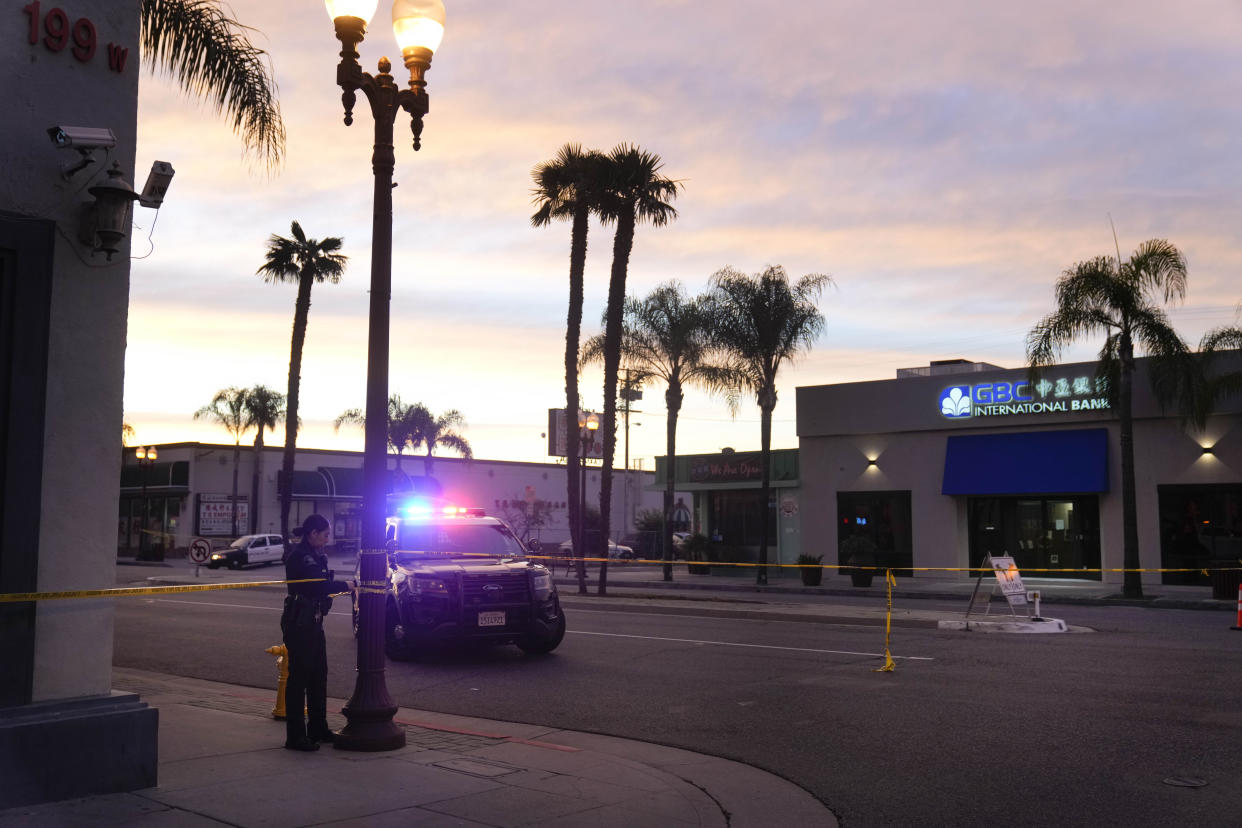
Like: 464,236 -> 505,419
197,493 -> 248,536
940,375 -> 1110,420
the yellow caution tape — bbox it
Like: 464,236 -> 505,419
873,569 -> 898,673
0,578 -> 326,603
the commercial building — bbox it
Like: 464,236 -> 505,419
797,357 -> 1242,585
119,442 -> 664,558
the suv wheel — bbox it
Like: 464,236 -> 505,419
517,613 -> 566,655
383,601 -> 421,661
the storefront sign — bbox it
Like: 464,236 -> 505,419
940,375 -> 1110,420
689,453 -> 763,483
197,493 -> 248,536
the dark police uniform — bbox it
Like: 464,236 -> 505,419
281,540 -> 349,748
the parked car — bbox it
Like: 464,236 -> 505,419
207,534 -> 285,570
557,538 -> 636,559
356,506 -> 566,660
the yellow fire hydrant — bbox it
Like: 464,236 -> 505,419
264,644 -> 289,720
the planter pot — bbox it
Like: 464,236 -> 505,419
800,568 -> 823,587
849,571 -> 873,588
687,563 -> 711,575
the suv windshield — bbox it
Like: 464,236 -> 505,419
394,523 -> 525,560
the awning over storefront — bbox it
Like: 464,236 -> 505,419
284,467 -> 442,500
942,428 -> 1109,495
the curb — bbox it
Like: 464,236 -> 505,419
938,617 -> 1072,633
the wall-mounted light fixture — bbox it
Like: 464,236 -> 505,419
867,458 -> 878,467
82,162 -> 139,261
1202,445 -> 1215,456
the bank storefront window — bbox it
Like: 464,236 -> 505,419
1158,484 -> 1242,585
968,496 -> 1100,579
837,491 -> 913,576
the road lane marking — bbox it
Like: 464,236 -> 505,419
567,630 -> 934,660
567,606 -> 900,630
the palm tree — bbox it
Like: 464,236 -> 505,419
531,143 -> 609,593
258,221 -> 347,539
242,384 -> 285,534
592,144 -> 680,595
406,404 -> 473,476
583,282 -> 738,581
1199,323 -> 1242,414
194,386 -> 252,537
1027,238 -> 1197,600
334,394 -> 420,471
122,422 -> 136,446
709,265 -> 830,586
140,0 -> 284,168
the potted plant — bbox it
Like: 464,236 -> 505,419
840,534 -> 878,588
796,553 -> 824,586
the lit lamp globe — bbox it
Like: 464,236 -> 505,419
393,0 -> 444,84
324,0 -> 378,25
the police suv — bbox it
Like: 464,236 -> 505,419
355,503 -> 566,660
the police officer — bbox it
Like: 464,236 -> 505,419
281,513 -> 351,751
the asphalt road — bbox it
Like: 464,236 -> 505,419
113,591 -> 1242,827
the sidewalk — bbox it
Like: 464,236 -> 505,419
0,667 -> 834,827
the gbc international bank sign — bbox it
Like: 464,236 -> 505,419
939,374 -> 1111,420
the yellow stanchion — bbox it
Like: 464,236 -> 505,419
873,568 -> 897,673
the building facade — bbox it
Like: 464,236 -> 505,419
0,0 -> 159,809
119,442 -> 666,557
797,358 -> 1242,585
653,448 -> 802,574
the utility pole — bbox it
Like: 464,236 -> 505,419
618,370 -> 642,539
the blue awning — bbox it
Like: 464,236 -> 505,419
942,429 -> 1109,495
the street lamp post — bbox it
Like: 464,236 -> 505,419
135,446 -> 157,560
322,0 -> 446,752
576,411 -> 599,577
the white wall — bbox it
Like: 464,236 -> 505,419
2,0 -> 141,701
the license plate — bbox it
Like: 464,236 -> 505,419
478,611 -> 505,627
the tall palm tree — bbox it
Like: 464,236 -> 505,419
140,0 -> 284,168
583,282 -> 738,581
709,265 -> 830,586
194,386 -> 252,537
406,404 -> 473,476
334,394 -> 420,471
593,144 -> 680,595
258,221 -> 347,539
531,143 -> 608,593
1027,238 -> 1197,600
122,422 -> 136,446
242,384 -> 285,534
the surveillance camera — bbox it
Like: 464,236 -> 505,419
47,126 -> 117,150
138,161 -> 175,209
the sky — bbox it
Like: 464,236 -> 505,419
126,0 -> 1242,468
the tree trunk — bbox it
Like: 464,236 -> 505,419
1119,334 -> 1142,599
757,387 -> 775,586
663,381 -> 683,582
251,431 -> 264,534
565,204 -> 589,594
231,440 -> 241,538
280,273 -> 314,540
598,208 -> 637,596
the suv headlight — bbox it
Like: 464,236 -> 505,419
532,570 -> 553,600
411,577 -> 449,596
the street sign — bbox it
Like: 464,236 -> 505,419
989,555 -> 1028,606
188,537 -> 212,564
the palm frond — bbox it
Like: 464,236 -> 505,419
140,0 -> 284,170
